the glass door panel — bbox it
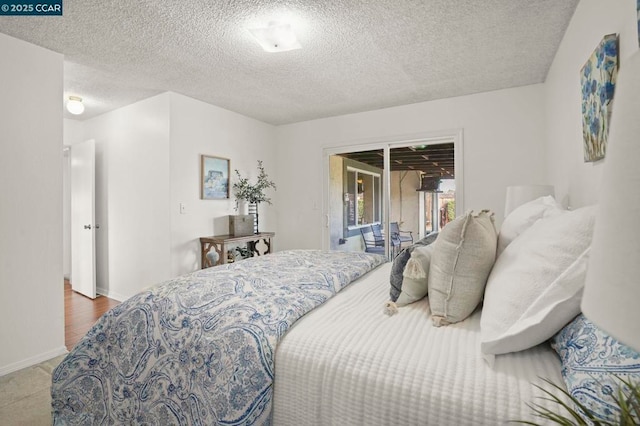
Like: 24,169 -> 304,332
391,143 -> 455,244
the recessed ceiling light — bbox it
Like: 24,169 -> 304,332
66,96 -> 85,115
248,22 -> 301,53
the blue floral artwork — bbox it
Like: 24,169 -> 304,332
580,34 -> 619,162
637,0 -> 640,47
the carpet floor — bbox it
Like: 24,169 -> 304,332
0,355 -> 66,425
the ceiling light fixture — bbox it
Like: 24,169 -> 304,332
66,96 -> 85,115
248,22 -> 301,53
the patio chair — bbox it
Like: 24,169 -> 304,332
390,222 -> 413,248
360,225 -> 385,254
372,223 -> 401,256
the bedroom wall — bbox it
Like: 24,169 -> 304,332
83,93 -> 172,301
168,93 -> 277,277
545,0 -> 638,208
0,33 -> 66,375
275,84 -> 548,251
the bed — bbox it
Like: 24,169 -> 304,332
51,246 -> 572,425
269,202 -> 637,426
273,261 -> 567,425
51,250 -> 385,425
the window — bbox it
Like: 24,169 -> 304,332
346,167 -> 381,227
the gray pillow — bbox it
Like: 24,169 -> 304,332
396,244 -> 434,306
428,210 -> 497,326
389,233 -> 439,302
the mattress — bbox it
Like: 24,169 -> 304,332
273,262 -> 567,425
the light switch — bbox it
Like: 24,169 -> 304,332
179,203 -> 186,214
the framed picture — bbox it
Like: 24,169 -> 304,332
580,33 -> 619,162
201,155 -> 230,199
637,0 -> 639,47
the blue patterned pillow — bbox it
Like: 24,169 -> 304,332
551,314 -> 640,422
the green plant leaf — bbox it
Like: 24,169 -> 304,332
232,160 -> 276,204
515,376 -> 640,426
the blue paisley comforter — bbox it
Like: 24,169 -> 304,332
52,250 -> 385,425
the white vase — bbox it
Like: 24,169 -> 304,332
237,200 -> 249,215
248,203 -> 258,233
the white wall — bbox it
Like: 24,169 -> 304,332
275,84 -> 548,250
0,33 -> 66,375
545,0 -> 638,208
168,93 -> 277,277
84,93 -> 172,301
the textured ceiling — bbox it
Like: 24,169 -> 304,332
0,0 -> 579,125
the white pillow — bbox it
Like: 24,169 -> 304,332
396,244 -> 434,306
480,205 -> 596,358
428,210 -> 497,326
497,195 -> 565,257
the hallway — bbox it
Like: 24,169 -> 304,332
64,280 -> 119,349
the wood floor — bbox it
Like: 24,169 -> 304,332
64,280 -> 120,350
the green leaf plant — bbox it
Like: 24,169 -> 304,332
232,160 -> 276,205
512,377 -> 640,426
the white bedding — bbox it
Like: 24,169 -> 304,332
273,262 -> 568,425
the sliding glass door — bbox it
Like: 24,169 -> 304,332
323,131 -> 463,259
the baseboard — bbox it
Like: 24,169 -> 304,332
96,286 -> 127,302
0,345 -> 68,377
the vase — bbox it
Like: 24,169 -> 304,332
248,203 -> 258,233
237,200 -> 249,215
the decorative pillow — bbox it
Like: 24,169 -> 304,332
551,314 -> 640,423
480,205 -> 596,358
497,195 -> 564,258
427,210 -> 497,326
396,244 -> 434,306
389,233 -> 438,302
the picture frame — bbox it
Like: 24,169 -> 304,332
580,33 -> 619,162
201,155 -> 230,199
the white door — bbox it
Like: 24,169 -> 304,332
71,139 -> 96,299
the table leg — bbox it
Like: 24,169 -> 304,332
201,241 -> 224,268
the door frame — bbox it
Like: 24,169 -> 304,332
321,129 -> 464,254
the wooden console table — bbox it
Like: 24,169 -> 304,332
200,232 -> 275,268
